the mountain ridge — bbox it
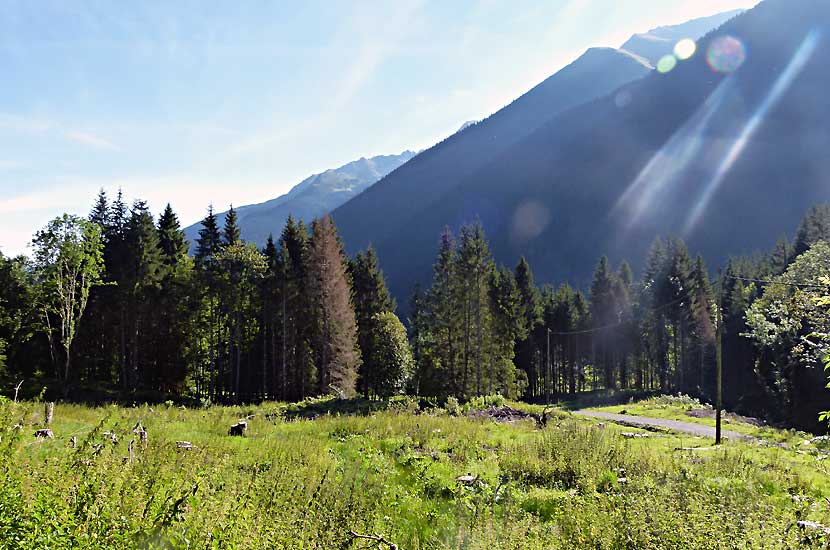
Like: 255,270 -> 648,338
183,150 -> 416,248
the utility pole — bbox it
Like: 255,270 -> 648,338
715,274 -> 723,445
546,328 -> 552,404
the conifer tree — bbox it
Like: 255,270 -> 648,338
259,234 -> 283,399
793,204 -> 830,257
194,206 -> 223,398
196,206 -> 222,267
514,256 -> 542,398
350,246 -> 395,396
90,189 -> 109,228
223,205 -> 241,246
157,204 -> 189,274
154,203 -> 191,392
307,215 -> 360,397
407,283 -> 436,395
281,216 -> 314,399
590,256 -> 619,389
429,228 -> 461,397
123,200 -> 164,390
456,221 -> 494,397
488,265 -> 525,397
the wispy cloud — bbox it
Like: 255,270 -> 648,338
63,130 -> 121,151
0,112 -> 121,152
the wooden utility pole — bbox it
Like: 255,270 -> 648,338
546,328 -> 552,404
715,275 -> 723,445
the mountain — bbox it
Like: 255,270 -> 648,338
350,0 -> 830,307
331,9 -> 750,304
184,151 -> 415,248
620,9 -> 745,65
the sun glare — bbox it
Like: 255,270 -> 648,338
706,35 -> 747,73
674,38 -> 697,60
656,55 -> 678,73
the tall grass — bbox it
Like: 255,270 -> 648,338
0,397 -> 827,549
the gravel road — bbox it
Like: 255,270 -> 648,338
574,410 -> 753,441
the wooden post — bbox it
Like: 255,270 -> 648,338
715,275 -> 723,445
45,402 -> 54,426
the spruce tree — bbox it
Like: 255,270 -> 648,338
123,201 -> 164,390
196,206 -> 222,268
456,221 -> 495,397
157,204 -> 189,274
514,257 -> 542,398
307,215 -> 360,397
90,189 -> 109,228
260,234 -> 283,398
429,228 -> 461,397
281,216 -> 314,399
350,246 -> 395,397
223,205 -> 241,246
488,265 -> 524,397
590,256 -> 619,389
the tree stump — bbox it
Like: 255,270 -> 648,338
45,402 -> 54,426
228,420 -> 248,437
133,422 -> 148,445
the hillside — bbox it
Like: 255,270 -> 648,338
183,151 -> 415,247
331,9 -> 750,303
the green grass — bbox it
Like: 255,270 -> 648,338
1,396 -> 830,548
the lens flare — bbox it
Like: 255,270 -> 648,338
657,55 -> 677,74
707,35 -> 746,73
674,39 -> 697,60
685,30 -> 821,233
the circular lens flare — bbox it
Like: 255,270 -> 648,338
674,38 -> 697,60
707,35 -> 746,73
657,55 -> 677,73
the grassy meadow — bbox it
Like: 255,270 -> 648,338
1,395 -> 830,549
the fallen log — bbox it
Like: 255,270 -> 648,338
34,428 -> 53,439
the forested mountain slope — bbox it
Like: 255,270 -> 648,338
339,0 -> 830,304
331,9 -> 749,302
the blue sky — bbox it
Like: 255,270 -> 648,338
0,0 -> 758,256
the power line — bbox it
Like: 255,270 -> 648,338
723,274 -> 827,289
546,291 -> 693,336
545,273 -> 828,337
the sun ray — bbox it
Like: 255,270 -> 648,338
684,30 -> 822,233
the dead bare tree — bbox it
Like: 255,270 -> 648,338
13,380 -> 23,403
